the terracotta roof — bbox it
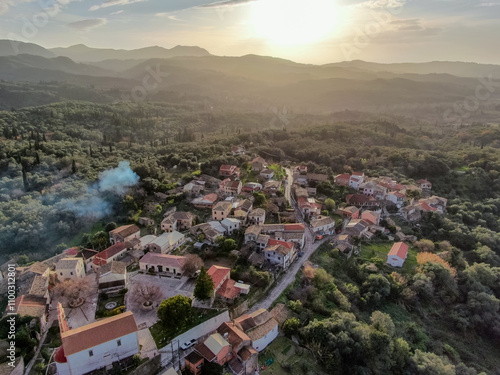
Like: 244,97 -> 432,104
97,261 -> 127,276
76,249 -> 98,261
352,171 -> 364,176
217,322 -> 250,349
12,295 -> 46,318
249,208 -> 265,217
29,275 -> 48,297
64,247 -> 79,256
346,194 -> 378,205
62,311 -> 138,356
23,262 -> 49,275
207,265 -> 231,290
185,351 -> 204,365
306,173 -> 328,182
284,223 -> 305,232
93,243 -> 127,265
238,346 -> 258,361
415,179 -> 431,184
341,206 -> 359,214
217,279 -> 241,300
139,253 -> 186,269
56,258 -> 82,270
195,342 -> 216,362
335,173 -> 350,180
388,242 -> 409,259
110,224 -> 140,238
267,239 -> 294,250
311,216 -> 335,228
270,303 -> 290,326
252,157 -> 265,164
228,357 -> 244,374
235,309 -> 278,341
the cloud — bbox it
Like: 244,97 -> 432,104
0,0 -> 35,15
110,10 -> 124,15
90,0 -> 146,11
198,0 -> 258,8
354,0 -> 408,9
67,18 -> 107,30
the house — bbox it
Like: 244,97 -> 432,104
232,146 -> 246,156
54,307 -> 139,375
185,351 -> 205,375
149,231 -> 185,254
387,242 -> 409,267
294,186 -> 308,199
251,157 -> 266,172
75,249 -> 98,272
161,211 -> 196,232
297,197 -> 322,218
138,217 -> 155,227
361,211 -> 381,226
242,182 -> 262,194
139,253 -> 186,275
297,165 -> 308,174
194,333 -> 232,366
221,218 -> 241,235
29,275 -> 50,304
349,175 -> 364,190
386,192 -> 405,207
217,322 -> 257,375
420,196 -> 447,213
212,201 -> 233,221
139,235 -> 157,250
245,225 -> 262,244
334,174 -> 351,187
260,168 -> 274,179
97,261 -> 127,290
192,193 -> 219,209
219,165 -> 240,178
183,180 -> 205,196
401,205 -> 422,222
234,309 -> 279,352
109,224 -> 140,245
380,181 -> 406,195
248,208 -> 266,225
263,239 -> 295,269
233,199 -> 253,221
343,219 -> 370,238
191,223 -> 224,244
10,295 -> 48,330
15,262 -> 50,296
93,243 -> 127,269
339,206 -> 360,219
360,181 -> 380,197
310,216 -> 336,234
415,179 -> 432,190
263,180 -> 281,194
220,179 -> 242,197
56,258 -> 86,280
346,194 -> 380,208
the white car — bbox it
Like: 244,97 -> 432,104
180,339 -> 197,350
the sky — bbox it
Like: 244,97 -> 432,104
0,0 -> 499,64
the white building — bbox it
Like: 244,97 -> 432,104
139,253 -> 186,275
234,309 -> 279,352
310,216 -> 336,234
55,307 -> 139,375
221,218 -> 241,235
149,231 -> 185,253
248,208 -> 266,225
55,258 -> 85,280
386,242 -> 409,267
263,239 -> 295,269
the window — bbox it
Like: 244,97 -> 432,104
60,272 -> 63,276
89,350 -> 93,357
117,340 -> 121,346
70,272 -> 73,275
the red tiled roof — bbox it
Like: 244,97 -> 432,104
217,279 -> 241,300
203,193 -> 218,203
335,174 -> 350,180
267,239 -> 294,250
139,253 -> 186,269
419,202 -> 437,212
110,224 -> 140,238
352,171 -> 364,176
93,243 -> 127,265
207,265 -> 231,290
388,242 -> 409,259
64,247 -> 79,256
284,223 -> 305,232
217,322 -> 250,349
62,311 -> 138,356
415,179 -> 431,184
195,342 -> 216,362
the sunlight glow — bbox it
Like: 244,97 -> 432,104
250,0 -> 340,46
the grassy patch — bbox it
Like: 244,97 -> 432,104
360,241 -> 418,274
95,293 -> 125,319
67,221 -> 106,247
269,164 -> 286,180
258,336 -> 327,375
150,308 -> 224,348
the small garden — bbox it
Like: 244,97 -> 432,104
95,290 -> 127,319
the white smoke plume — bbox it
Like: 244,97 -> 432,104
97,161 -> 140,195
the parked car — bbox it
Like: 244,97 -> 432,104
298,252 -> 304,257
180,339 -> 197,350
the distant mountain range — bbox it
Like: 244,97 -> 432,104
1,39 -> 499,118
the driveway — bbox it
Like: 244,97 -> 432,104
126,273 -> 194,328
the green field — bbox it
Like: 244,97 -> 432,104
359,241 -> 418,274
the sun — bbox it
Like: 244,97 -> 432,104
250,0 -> 340,46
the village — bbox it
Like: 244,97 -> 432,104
2,145 -> 448,375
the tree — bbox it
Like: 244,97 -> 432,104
283,317 -> 300,336
325,198 -> 336,212
220,238 -> 236,253
105,222 -> 117,232
194,267 -> 214,300
92,231 -> 109,250
253,192 -> 266,206
130,284 -> 162,307
201,362 -> 223,375
412,350 -> 455,375
53,279 -> 91,307
415,239 -> 435,253
17,254 -> 29,266
182,254 -> 204,276
157,295 -> 192,328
